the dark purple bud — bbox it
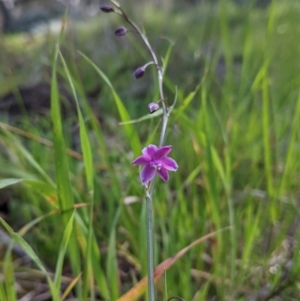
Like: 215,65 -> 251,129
148,102 -> 160,113
100,4 -> 114,13
115,27 -> 127,36
133,66 -> 146,79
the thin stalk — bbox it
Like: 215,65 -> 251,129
119,8 -> 166,109
145,189 -> 155,301
159,112 -> 169,147
144,108 -> 169,301
116,7 -> 171,301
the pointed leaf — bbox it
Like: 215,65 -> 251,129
0,178 -> 23,189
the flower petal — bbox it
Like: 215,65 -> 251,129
140,164 -> 156,184
133,66 -> 146,79
115,26 -> 127,36
132,155 -> 150,165
100,4 -> 114,12
156,166 -> 169,182
142,144 -> 158,158
148,102 -> 160,113
153,145 -> 172,159
161,157 -> 178,171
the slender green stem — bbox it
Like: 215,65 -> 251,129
116,6 -> 171,301
145,189 -> 155,301
144,109 -> 169,301
159,112 -> 169,147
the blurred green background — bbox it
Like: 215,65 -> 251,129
0,0 -> 300,300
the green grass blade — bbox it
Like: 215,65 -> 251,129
0,178 -> 22,189
3,253 -> 16,301
24,180 -> 58,206
54,211 -> 75,288
107,205 -> 122,300
173,83 -> 201,121
211,147 -> 226,185
90,240 -> 110,300
57,51 -> 99,300
0,218 -> 60,301
199,84 -> 223,269
18,210 -> 58,236
242,202 -> 262,264
279,89 -> 300,195
162,42 -> 174,77
58,51 -> 94,190
119,109 -> 163,125
0,280 -> 6,301
91,184 -> 115,299
261,68 -> 274,197
1,210 -> 58,301
51,44 -> 82,298
1,132 -> 55,187
51,45 -> 74,216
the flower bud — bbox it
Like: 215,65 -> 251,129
100,4 -> 114,13
115,27 -> 127,36
148,102 -> 160,114
133,66 -> 146,79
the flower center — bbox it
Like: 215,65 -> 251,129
150,160 -> 162,170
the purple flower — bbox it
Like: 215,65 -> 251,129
133,66 -> 146,79
132,145 -> 178,185
115,27 -> 127,36
100,4 -> 114,13
148,102 -> 160,113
